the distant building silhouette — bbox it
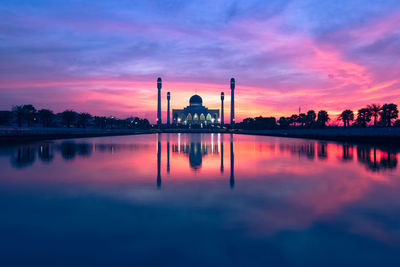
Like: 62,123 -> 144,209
230,78 -> 235,126
157,77 -> 162,125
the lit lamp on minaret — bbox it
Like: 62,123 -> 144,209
230,78 -> 235,127
157,77 -> 162,125
167,92 -> 171,126
220,92 -> 224,126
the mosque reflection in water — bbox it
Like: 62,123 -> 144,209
157,134 -> 235,189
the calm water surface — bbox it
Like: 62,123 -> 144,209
1,133 -> 400,266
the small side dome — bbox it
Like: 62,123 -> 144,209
189,94 -> 203,106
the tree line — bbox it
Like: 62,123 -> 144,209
236,103 -> 399,130
0,105 -> 151,129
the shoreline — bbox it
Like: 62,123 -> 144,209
236,128 -> 400,146
0,128 -> 154,143
1,127 -> 400,145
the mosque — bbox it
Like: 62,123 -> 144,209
156,77 -> 235,127
172,94 -> 219,126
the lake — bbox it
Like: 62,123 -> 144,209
1,133 -> 400,266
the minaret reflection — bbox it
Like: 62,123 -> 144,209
230,134 -> 235,189
157,134 -> 161,189
220,134 -> 224,173
167,135 -> 170,174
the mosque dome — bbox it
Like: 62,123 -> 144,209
189,94 -> 203,106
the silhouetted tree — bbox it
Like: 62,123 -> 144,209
380,103 -> 398,127
126,117 -> 136,129
240,118 -> 254,129
298,113 -> 307,127
77,112 -> 92,128
317,110 -> 329,127
306,110 -> 316,127
0,111 -> 12,125
394,120 -> 400,127
338,110 -> 354,128
37,109 -> 54,127
21,105 -> 36,126
141,118 -> 151,129
12,105 -> 24,127
367,104 -> 381,127
355,108 -> 372,127
278,117 -> 290,128
61,110 -> 77,128
119,119 -> 127,128
290,114 -> 299,127
94,116 -> 107,129
107,116 -> 116,129
255,116 -> 276,129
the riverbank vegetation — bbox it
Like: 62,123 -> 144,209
0,105 -> 151,129
1,103 -> 398,131
236,103 -> 399,130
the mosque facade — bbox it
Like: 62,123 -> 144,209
156,77 -> 235,127
172,95 -> 220,126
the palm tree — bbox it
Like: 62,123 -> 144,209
380,103 -> 399,127
338,110 -> 354,128
37,109 -> 54,127
306,110 -> 316,127
62,110 -> 77,128
356,108 -> 372,127
367,104 -> 381,127
317,110 -> 329,127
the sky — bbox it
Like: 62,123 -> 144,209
1,0 -> 400,123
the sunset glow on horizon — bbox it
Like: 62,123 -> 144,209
1,0 -> 400,123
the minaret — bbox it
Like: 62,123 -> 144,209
230,78 -> 235,127
157,77 -> 162,125
167,92 -> 171,126
220,92 -> 224,126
